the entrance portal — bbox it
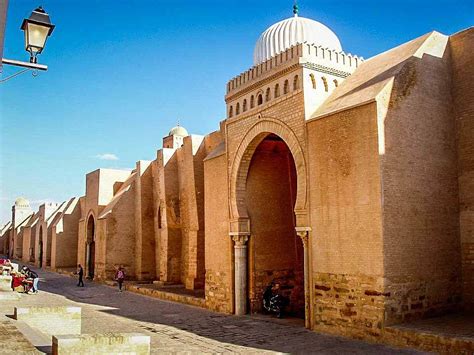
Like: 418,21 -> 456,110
86,215 -> 95,279
87,242 -> 95,279
245,134 -> 304,318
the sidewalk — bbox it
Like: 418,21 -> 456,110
0,267 -> 420,354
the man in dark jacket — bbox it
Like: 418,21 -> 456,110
29,269 -> 39,294
77,264 -> 84,287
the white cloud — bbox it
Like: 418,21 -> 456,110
95,153 -> 119,161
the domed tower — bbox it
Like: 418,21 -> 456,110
225,5 -> 362,120
163,124 -> 189,149
12,197 -> 32,228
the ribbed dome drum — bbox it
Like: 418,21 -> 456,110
253,16 -> 342,65
168,125 -> 189,137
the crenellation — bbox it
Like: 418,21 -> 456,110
226,43 -> 362,101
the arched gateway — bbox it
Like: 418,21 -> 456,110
229,118 -> 311,327
86,214 -> 96,279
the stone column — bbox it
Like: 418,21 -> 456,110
232,234 -> 249,316
296,228 -> 310,329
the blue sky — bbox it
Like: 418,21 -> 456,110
1,0 -> 472,223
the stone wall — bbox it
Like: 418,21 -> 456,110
135,161 -> 156,281
204,153 -> 233,313
306,102 -> 385,334
384,277 -> 461,324
103,181 -> 136,280
52,199 -> 81,269
450,28 -> 474,311
162,152 -> 182,283
313,273 -> 385,340
381,37 -> 461,321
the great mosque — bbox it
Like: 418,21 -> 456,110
2,5 -> 473,346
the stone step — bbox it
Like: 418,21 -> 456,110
15,320 -> 51,352
126,284 -> 206,309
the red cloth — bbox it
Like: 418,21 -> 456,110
0,259 -> 8,265
12,275 -> 25,288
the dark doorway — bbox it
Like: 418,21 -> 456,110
38,226 -> 43,268
87,242 -> 95,279
245,134 -> 304,318
86,215 -> 95,279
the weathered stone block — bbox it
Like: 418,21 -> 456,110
52,333 -> 150,355
0,275 -> 12,292
14,306 -> 81,336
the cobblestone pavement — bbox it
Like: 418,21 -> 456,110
0,268 -> 423,354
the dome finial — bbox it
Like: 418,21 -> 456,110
293,1 -> 299,16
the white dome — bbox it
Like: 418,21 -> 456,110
168,125 -> 189,137
254,15 -> 342,65
15,197 -> 30,207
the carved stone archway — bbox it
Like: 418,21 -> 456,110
228,118 -> 311,327
229,117 -> 308,233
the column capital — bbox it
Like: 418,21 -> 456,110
295,227 -> 310,248
232,234 -> 249,247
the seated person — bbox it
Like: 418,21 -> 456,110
263,281 -> 289,318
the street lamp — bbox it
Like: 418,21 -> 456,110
1,3 -> 56,81
20,6 -> 55,63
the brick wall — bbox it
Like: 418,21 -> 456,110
307,102 -> 385,334
450,28 -> 474,311
381,44 -> 461,321
103,182 -> 136,280
204,153 -> 233,313
52,201 -> 81,269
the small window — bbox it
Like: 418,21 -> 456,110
229,105 -> 233,117
265,87 -> 271,102
257,94 -> 263,105
333,79 -> 339,87
250,95 -> 255,109
274,84 -> 280,98
284,80 -> 289,94
322,77 -> 328,92
236,102 -> 240,115
293,75 -> 299,90
310,74 -> 316,89
243,99 -> 247,112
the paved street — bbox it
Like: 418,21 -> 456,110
0,268 -> 422,354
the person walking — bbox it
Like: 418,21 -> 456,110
76,264 -> 84,287
115,266 -> 125,292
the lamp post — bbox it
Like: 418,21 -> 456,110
1,4 -> 56,80
21,6 -> 55,64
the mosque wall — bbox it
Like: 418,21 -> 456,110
79,169 -> 132,279
102,184 -> 137,280
381,39 -> 462,324
134,160 -> 156,281
77,198 -> 87,269
159,151 -> 182,283
34,203 -> 59,267
51,199 -> 81,270
450,28 -> 474,310
204,152 -> 233,313
177,136 -> 205,289
306,102 -> 385,338
21,225 -> 32,263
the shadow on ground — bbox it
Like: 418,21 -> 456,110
6,262 -> 425,354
